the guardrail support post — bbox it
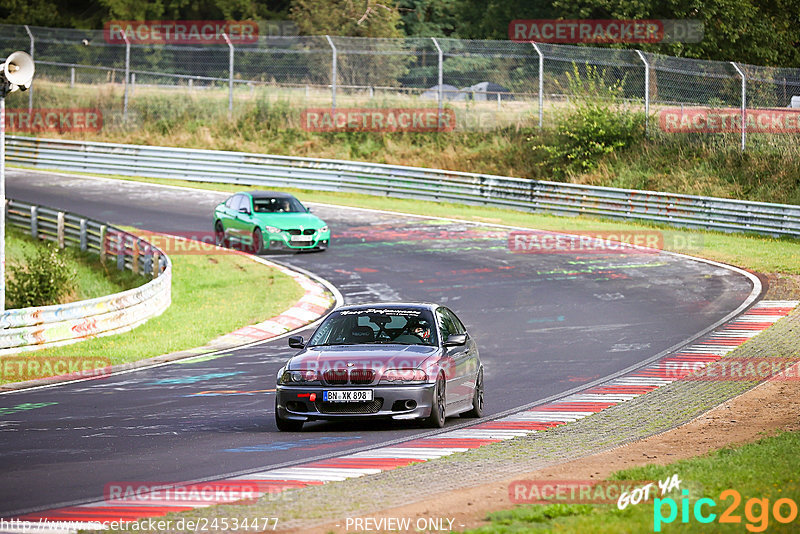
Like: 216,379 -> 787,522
635,49 -> 650,133
99,225 -> 107,262
431,37 -> 443,125
531,42 -> 544,128
116,234 -> 125,271
131,239 -> 140,274
30,206 -> 38,238
325,35 -> 337,112
24,25 -> 34,113
56,211 -> 65,248
731,62 -> 747,152
123,33 -> 130,122
79,218 -> 87,250
153,251 -> 161,278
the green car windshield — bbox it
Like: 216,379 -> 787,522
253,197 -> 306,213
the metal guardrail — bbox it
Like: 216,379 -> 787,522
6,136 -> 800,238
1,197 -> 171,355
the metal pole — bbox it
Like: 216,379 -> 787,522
325,35 -> 337,112
730,62 -> 746,152
635,49 -> 650,132
531,42 -> 543,128
0,95 -> 5,312
431,37 -> 443,124
123,33 -> 130,122
222,32 -> 234,117
24,25 -> 33,113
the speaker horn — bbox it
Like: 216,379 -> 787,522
1,51 -> 35,92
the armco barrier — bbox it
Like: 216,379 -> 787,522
6,136 -> 800,237
1,198 -> 171,355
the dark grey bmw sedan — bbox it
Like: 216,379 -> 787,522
275,303 -> 483,431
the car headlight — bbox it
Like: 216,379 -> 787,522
318,226 -> 329,233
379,369 -> 427,384
278,370 -> 319,385
264,226 -> 281,234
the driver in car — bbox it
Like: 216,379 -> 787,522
411,319 -> 432,342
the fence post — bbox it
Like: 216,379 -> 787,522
635,49 -> 650,133
325,35 -> 337,112
431,38 -> 443,124
531,42 -> 543,128
79,218 -> 87,250
24,25 -> 34,113
730,62 -> 747,152
222,32 -> 234,117
122,33 -> 130,122
116,234 -> 125,271
130,72 -> 135,97
99,225 -> 107,262
70,66 -> 75,88
56,211 -> 65,248
30,205 -> 38,238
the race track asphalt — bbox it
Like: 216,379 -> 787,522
0,170 -> 756,516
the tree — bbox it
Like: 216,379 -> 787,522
289,0 -> 403,37
396,0 -> 459,37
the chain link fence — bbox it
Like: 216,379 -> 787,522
2,23 -> 800,150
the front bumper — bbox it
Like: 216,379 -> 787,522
266,230 -> 330,250
276,383 -> 436,422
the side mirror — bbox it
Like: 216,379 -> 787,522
306,207 -> 312,213
444,333 -> 467,347
288,336 -> 305,349
238,207 -> 250,215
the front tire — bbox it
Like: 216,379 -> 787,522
275,399 -> 304,432
251,228 -> 265,254
214,221 -> 227,248
423,375 -> 446,428
462,368 -> 484,418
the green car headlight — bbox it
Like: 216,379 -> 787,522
319,226 -> 329,233
264,226 -> 281,234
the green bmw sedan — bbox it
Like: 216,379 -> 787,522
214,191 -> 330,253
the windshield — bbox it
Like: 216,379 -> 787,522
253,196 -> 306,213
308,308 -> 438,347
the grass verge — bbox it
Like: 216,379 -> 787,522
0,244 -> 305,385
467,430 -> 800,533
5,225 -> 145,307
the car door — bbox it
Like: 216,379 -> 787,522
228,194 -> 249,242
445,308 -> 479,397
218,195 -> 238,240
436,307 -> 469,407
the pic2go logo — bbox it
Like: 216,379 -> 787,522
654,489 -> 799,532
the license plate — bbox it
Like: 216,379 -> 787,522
323,390 -> 373,402
291,235 -> 313,242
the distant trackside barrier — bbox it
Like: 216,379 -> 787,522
1,197 -> 171,355
6,136 -> 800,238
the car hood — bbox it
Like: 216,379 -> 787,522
288,344 -> 440,371
253,212 -> 325,229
